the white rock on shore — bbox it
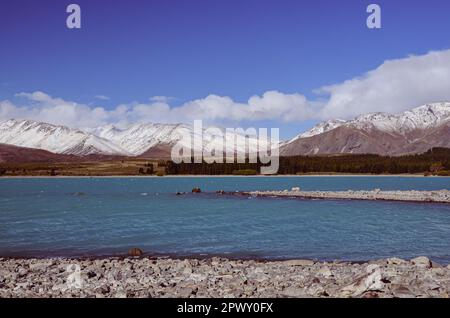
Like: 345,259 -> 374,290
244,189 -> 450,204
0,256 -> 448,298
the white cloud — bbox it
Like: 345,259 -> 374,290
1,49 -> 450,128
0,90 -> 317,128
318,49 -> 450,119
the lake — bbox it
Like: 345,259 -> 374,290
1,176 -> 450,263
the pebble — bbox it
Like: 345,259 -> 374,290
0,256 -> 448,298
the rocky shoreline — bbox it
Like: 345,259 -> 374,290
229,189 -> 450,204
1,256 -> 449,298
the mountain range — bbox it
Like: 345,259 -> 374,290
281,102 -> 450,156
1,102 -> 450,162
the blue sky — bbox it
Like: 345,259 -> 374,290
1,0 -> 450,138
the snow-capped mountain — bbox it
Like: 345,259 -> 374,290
293,102 -> 450,140
89,123 -> 195,155
2,102 -> 450,159
0,119 -> 269,158
281,102 -> 450,156
0,119 -> 130,156
89,122 -> 265,156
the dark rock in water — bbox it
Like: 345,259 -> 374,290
192,187 -> 202,193
176,192 -> 186,195
128,248 -> 143,257
216,190 -> 225,195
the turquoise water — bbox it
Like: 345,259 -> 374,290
1,177 -> 450,263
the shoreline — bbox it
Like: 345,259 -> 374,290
1,256 -> 449,298
229,189 -> 450,204
0,174 -> 442,179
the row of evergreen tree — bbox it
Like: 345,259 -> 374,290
165,148 -> 450,175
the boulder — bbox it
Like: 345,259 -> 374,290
411,256 -> 431,269
340,269 -> 384,297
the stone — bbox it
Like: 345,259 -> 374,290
128,248 -> 143,257
307,284 -> 326,296
411,256 -> 431,269
281,286 -> 309,298
291,187 -> 301,192
365,264 -> 380,273
29,263 -> 49,271
361,291 -> 381,298
387,257 -> 407,265
317,266 -> 332,278
391,285 -> 416,298
340,269 -> 384,297
0,256 -> 449,298
87,271 -> 97,279
282,260 -> 315,266
17,268 -> 28,277
431,261 -> 443,269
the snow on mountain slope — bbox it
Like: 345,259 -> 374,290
90,123 -> 193,155
0,119 -> 130,156
90,123 -> 267,156
289,102 -> 450,143
297,119 -> 347,139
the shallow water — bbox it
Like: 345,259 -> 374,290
0,176 -> 449,263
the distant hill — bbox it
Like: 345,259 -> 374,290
0,143 -> 125,164
0,143 -> 78,163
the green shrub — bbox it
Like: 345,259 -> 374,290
436,170 -> 450,176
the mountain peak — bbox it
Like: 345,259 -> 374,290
0,119 -> 129,156
281,101 -> 450,156
293,102 -> 450,141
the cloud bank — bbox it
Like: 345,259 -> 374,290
1,49 -> 450,128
